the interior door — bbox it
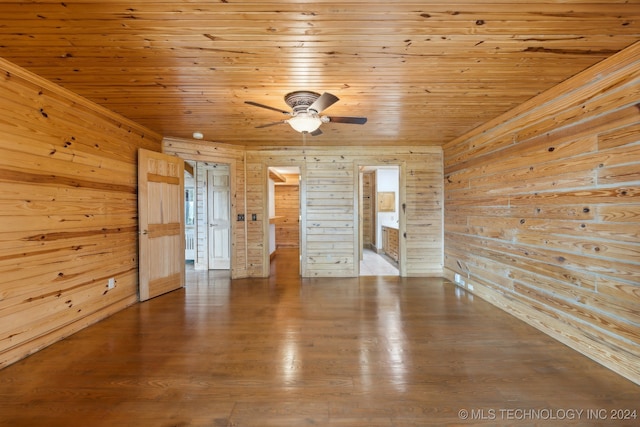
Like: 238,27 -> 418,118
207,167 -> 230,269
138,148 -> 185,301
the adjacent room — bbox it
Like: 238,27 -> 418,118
0,1 -> 638,425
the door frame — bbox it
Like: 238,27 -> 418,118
355,161 -> 406,277
206,166 -> 231,269
191,159 -> 237,273
263,163 -> 305,277
358,168 -> 377,261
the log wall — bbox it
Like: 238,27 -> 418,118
443,42 -> 640,384
0,58 -> 162,368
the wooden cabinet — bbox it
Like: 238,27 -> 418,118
382,226 -> 399,262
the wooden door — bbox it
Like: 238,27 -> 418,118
138,148 -> 185,301
207,167 -> 231,269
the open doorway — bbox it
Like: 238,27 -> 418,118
267,166 -> 301,275
184,169 -> 195,264
184,161 -> 232,273
359,166 -> 400,276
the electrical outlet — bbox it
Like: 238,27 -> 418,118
237,214 -> 245,221
252,213 -> 257,221
108,278 -> 115,289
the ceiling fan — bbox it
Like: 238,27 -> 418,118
245,91 -> 367,136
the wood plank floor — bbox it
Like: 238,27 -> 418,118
0,248 -> 638,426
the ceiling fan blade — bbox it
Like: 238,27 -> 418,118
310,129 -> 323,136
327,116 -> 367,125
255,121 -> 287,128
245,101 -> 290,115
308,92 -> 339,113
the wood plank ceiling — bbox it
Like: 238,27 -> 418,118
1,1 -> 638,147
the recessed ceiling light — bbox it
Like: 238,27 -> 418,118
192,132 -> 203,140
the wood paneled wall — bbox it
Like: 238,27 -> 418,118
193,164 -> 208,269
362,171 -> 375,249
246,147 -> 443,277
164,142 -> 443,278
443,42 -> 640,385
0,58 -> 162,368
274,182 -> 300,249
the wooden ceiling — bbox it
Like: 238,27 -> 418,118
1,1 -> 638,147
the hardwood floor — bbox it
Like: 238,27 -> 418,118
0,248 -> 638,426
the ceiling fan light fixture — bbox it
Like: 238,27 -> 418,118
246,91 -> 366,135
286,112 -> 322,133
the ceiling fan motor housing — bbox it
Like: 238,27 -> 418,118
284,91 -> 321,114
245,91 -> 365,132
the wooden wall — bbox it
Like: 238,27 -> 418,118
443,42 -> 640,385
274,180 -> 300,249
164,142 -> 443,278
0,58 -> 162,368
193,164 -> 208,269
246,147 -> 443,277
362,171 -> 375,249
